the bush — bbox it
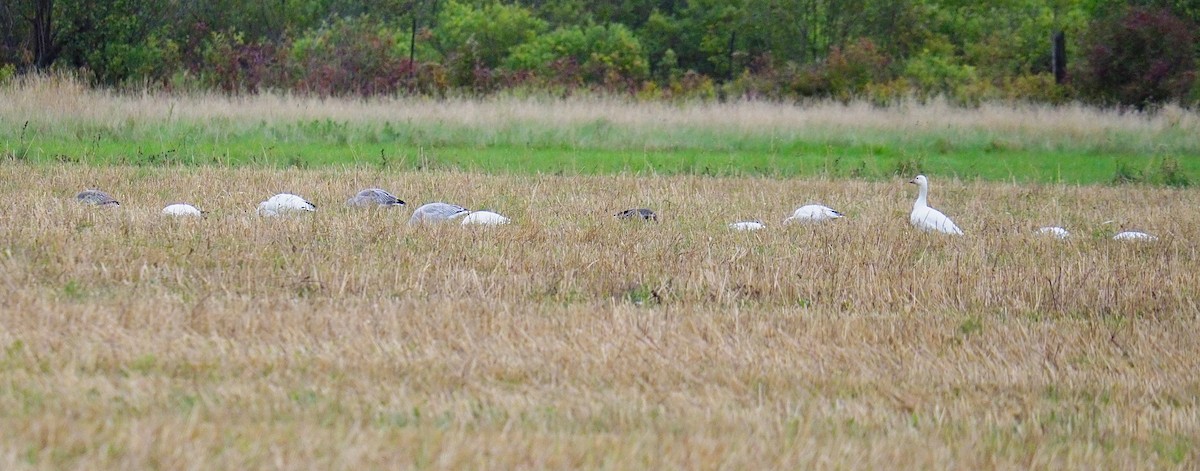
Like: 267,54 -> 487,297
902,39 -> 979,102
289,16 -> 416,96
825,38 -> 894,101
197,30 -> 287,94
1077,7 -> 1196,109
507,24 -> 649,91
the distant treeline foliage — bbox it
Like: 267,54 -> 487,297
1,0 -> 1197,107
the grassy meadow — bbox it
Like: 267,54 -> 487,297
1,162 -> 1200,469
3,75 -> 1200,184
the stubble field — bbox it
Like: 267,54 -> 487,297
1,163 -> 1198,469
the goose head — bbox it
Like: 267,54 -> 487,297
909,175 -> 927,186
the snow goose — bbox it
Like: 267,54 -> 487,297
162,203 -> 204,217
461,210 -> 511,226
346,188 -> 405,207
783,204 -> 843,224
1103,220 -> 1158,242
1036,226 -> 1070,239
76,189 -> 119,207
409,202 -> 470,225
1113,231 -> 1158,242
615,208 -> 657,222
257,193 -> 316,216
729,221 -> 766,231
909,175 -> 963,235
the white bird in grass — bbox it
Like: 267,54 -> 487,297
76,189 -> 119,207
908,175 -> 963,235
461,210 -> 511,226
729,221 -> 766,231
1036,226 -> 1070,239
257,193 -> 316,216
162,203 -> 203,217
783,204 -> 843,224
1103,220 -> 1158,242
409,202 -> 470,225
1113,231 -> 1158,241
346,188 -> 405,207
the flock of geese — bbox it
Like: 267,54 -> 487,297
74,175 -> 1160,241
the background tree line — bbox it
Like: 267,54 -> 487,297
1,0 -> 1196,107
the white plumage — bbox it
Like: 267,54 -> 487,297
909,175 -> 963,235
783,204 -> 843,224
729,221 -> 766,231
257,193 -> 316,216
1036,226 -> 1070,239
1113,231 -> 1158,242
461,210 -> 511,226
409,202 -> 470,225
162,203 -> 203,217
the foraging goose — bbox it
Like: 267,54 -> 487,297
346,188 -> 405,207
1036,226 -> 1070,239
1113,231 -> 1158,241
257,193 -> 316,216
729,221 -> 766,231
162,203 -> 203,217
409,202 -> 470,225
76,189 -> 119,207
615,208 -> 657,222
783,204 -> 843,224
461,210 -> 511,226
908,175 -> 963,235
1103,220 -> 1158,242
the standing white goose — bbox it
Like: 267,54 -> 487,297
257,193 -> 316,216
783,204 -> 843,224
162,203 -> 204,217
408,202 -> 470,225
909,175 -> 963,235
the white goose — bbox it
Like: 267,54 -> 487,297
162,203 -> 204,217
909,175 -> 963,235
461,210 -> 511,226
1036,226 -> 1070,239
783,204 -> 843,224
1104,220 -> 1158,242
729,221 -> 766,231
257,193 -> 316,216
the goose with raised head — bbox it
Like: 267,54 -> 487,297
783,204 -> 843,224
257,193 -> 316,216
346,188 -> 405,207
76,189 -> 120,207
409,202 -> 470,225
729,220 -> 766,231
162,203 -> 204,217
908,175 -> 963,235
615,208 -> 657,222
461,210 -> 511,226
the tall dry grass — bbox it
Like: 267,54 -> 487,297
4,73 -> 1199,151
1,163 -> 1199,469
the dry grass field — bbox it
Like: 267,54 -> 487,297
1,163 -> 1199,469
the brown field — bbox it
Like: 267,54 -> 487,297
1,163 -> 1199,469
